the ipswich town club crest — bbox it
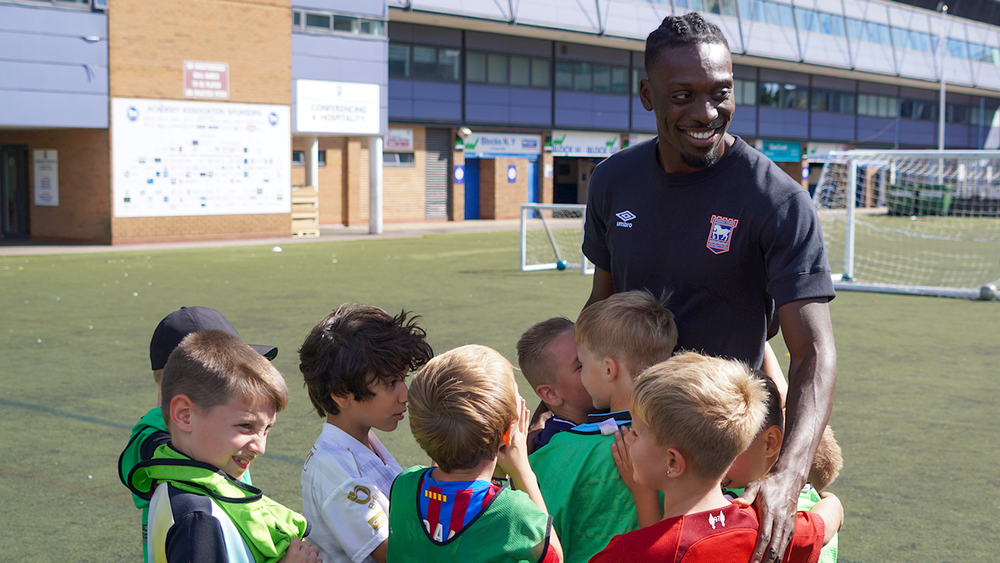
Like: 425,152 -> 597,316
706,215 -> 738,254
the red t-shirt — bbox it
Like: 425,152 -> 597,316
589,502 -> 824,563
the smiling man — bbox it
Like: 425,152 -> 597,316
582,13 -> 838,563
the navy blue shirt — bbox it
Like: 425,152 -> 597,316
583,136 -> 834,368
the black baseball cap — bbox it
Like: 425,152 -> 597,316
149,306 -> 278,370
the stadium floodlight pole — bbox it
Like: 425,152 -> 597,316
369,135 -> 383,235
937,3 -> 948,151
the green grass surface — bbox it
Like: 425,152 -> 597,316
2,230 -> 998,562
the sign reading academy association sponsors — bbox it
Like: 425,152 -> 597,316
295,79 -> 380,135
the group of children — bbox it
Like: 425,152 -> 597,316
118,292 -> 844,563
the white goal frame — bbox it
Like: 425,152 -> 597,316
814,149 -> 1000,300
519,203 -> 594,275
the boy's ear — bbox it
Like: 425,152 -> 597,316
330,392 -> 353,411
604,356 -> 619,381
169,394 -> 196,432
665,446 -> 686,478
535,384 -> 564,407
763,426 -> 783,458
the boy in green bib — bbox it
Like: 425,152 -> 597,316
126,329 -> 319,563
386,345 -> 564,563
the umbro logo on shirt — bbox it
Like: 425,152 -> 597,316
615,210 -> 636,228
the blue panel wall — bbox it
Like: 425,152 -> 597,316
757,108 -> 808,139
292,33 -> 388,134
388,80 -> 461,122
631,98 -> 656,132
295,0 -> 386,18
810,112 -> 854,142
944,124 -> 971,149
465,85 -> 549,126
555,92 -> 628,130
897,119 -> 935,147
729,106 -> 755,137
0,4 -> 108,128
856,116 -> 896,145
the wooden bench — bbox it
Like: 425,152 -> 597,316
291,185 -> 320,237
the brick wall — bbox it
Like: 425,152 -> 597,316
481,157 -> 528,220
0,129 -> 112,243
291,137 -> 345,225
383,126 -> 426,222
107,0 -> 293,242
450,145 -> 465,221
108,0 -> 291,104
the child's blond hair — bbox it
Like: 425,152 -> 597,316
407,345 -> 518,473
160,330 -> 289,422
809,425 -> 843,491
575,290 -> 677,375
631,352 -> 765,479
516,316 -> 574,389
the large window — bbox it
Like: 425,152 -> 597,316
389,43 -> 460,82
292,150 -> 326,167
846,18 -> 891,45
734,79 -> 756,106
759,82 -> 808,109
467,52 -> 550,88
899,99 -> 937,121
857,94 -> 897,118
555,61 -> 628,94
294,9 -> 385,38
946,103 -> 968,124
811,90 -> 855,114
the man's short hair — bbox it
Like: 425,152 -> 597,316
575,290 -> 677,375
160,330 -> 289,422
407,345 -> 518,473
645,12 -> 730,73
631,352 -> 766,479
517,317 -> 575,389
299,303 -> 433,417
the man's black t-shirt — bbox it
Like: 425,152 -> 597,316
583,136 -> 835,368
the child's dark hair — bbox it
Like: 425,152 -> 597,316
299,303 -> 433,416
645,12 -> 729,73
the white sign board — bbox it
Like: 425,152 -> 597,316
386,128 -> 413,150
296,79 -> 380,135
551,131 -> 621,157
111,98 -> 291,218
464,133 -> 541,157
33,149 -> 59,206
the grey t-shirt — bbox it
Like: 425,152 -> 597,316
583,136 -> 834,368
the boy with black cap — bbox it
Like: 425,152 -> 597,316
118,306 -> 277,562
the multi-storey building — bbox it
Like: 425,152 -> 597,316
2,0 -> 998,242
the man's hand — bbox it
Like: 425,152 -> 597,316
735,468 -> 803,563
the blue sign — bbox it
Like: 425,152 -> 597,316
761,140 -> 802,163
454,164 -> 465,185
507,165 -> 517,183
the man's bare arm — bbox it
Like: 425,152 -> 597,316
583,267 -> 615,310
741,297 -> 837,563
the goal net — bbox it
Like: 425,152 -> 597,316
813,150 -> 1000,300
520,203 -> 594,274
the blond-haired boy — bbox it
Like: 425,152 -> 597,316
516,317 -> 599,453
591,353 -> 842,563
720,374 -> 844,563
386,345 -> 563,563
126,330 -> 318,563
528,290 -> 677,563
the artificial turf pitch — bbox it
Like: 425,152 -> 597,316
2,230 -> 998,562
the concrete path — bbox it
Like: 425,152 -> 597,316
0,219 -> 523,256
